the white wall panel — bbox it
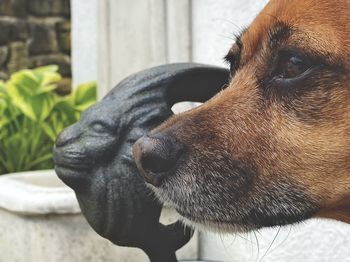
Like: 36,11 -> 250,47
71,0 -> 98,86
192,0 -> 268,66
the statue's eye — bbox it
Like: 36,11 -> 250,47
272,51 -> 311,80
91,122 -> 110,133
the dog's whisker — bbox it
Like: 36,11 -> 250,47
253,231 -> 260,262
269,225 -> 293,253
218,33 -> 236,42
260,226 -> 281,261
213,18 -> 243,32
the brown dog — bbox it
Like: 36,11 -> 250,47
133,0 -> 350,233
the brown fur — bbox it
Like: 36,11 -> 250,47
146,0 -> 350,230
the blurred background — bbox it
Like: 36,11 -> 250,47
0,0 -> 71,93
0,1 -> 350,262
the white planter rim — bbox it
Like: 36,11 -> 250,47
0,170 -> 81,215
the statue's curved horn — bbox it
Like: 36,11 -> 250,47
107,62 -> 230,109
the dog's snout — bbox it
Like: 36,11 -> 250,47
55,124 -> 80,148
133,135 -> 183,187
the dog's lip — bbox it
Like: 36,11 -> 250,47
175,207 -> 227,226
175,206 -> 245,227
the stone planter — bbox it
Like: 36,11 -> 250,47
0,170 -> 198,262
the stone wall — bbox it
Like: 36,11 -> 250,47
0,0 -> 71,92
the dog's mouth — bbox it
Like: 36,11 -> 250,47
137,151 -> 253,226
147,157 -> 320,233
152,185 -> 254,233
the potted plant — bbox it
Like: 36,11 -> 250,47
0,65 -> 96,174
0,66 -> 128,262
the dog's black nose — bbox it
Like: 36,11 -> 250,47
133,135 -> 183,187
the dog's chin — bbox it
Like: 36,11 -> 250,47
148,184 -> 255,234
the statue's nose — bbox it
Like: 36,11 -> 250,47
133,135 -> 184,187
55,124 -> 80,148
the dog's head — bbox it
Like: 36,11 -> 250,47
134,0 -> 350,232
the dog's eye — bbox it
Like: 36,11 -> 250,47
273,52 -> 310,80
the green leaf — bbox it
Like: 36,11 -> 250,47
7,86 -> 58,122
0,96 -> 7,115
71,81 -> 97,111
53,99 -> 76,118
35,66 -> 61,95
41,122 -> 57,142
13,70 -> 38,91
33,65 -> 59,75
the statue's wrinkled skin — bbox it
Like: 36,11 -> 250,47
53,63 -> 229,262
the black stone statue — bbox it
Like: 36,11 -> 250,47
53,63 -> 229,262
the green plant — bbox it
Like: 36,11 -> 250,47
0,65 -> 96,175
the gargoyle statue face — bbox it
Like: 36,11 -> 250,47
53,63 -> 229,261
